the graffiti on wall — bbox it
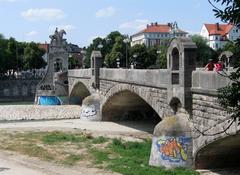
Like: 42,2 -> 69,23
80,105 -> 97,119
156,136 -> 191,163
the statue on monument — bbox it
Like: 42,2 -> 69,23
49,27 -> 67,45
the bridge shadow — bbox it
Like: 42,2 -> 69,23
195,134 -> 240,169
113,121 -> 156,134
206,168 -> 240,175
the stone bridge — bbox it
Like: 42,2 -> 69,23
67,38 -> 240,169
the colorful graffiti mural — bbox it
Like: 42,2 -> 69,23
156,136 -> 191,163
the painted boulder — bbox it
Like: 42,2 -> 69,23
149,115 -> 193,169
38,96 -> 62,105
80,93 -> 101,121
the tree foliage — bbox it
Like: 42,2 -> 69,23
23,42 -> 46,70
191,34 -> 218,66
105,35 -> 125,67
0,35 -> 46,75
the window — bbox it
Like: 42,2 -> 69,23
216,43 -> 218,49
236,29 -> 238,33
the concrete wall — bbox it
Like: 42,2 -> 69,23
192,70 -> 231,94
0,79 -> 40,102
0,105 -> 81,121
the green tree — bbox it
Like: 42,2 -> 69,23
191,34 -> 217,66
23,42 -> 46,70
105,36 -> 125,67
210,0 -> 240,122
84,37 -> 104,68
130,44 -> 148,69
83,31 -> 127,68
0,34 -> 8,74
6,37 -> 18,74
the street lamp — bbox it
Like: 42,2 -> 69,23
97,42 -> 103,50
131,54 -> 138,69
80,50 -> 86,68
116,58 -> 120,68
123,35 -> 130,68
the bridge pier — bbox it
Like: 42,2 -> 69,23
67,38 -> 239,169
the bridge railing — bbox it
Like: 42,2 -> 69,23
192,70 -> 232,94
99,68 -> 169,89
68,69 -> 91,78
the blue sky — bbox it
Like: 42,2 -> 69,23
0,0 -> 222,47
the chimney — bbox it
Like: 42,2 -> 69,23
151,22 -> 154,26
147,24 -> 149,28
216,23 -> 220,30
155,22 -> 158,26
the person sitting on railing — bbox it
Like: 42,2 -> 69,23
214,60 -> 223,72
204,59 -> 214,71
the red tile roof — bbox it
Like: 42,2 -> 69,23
204,23 -> 233,36
38,43 -> 49,53
132,23 -> 187,36
144,24 -> 171,33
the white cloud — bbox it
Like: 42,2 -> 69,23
26,30 -> 38,37
96,6 -> 116,18
119,19 -> 149,31
21,8 -> 65,21
49,24 -> 76,32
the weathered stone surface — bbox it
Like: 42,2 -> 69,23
80,93 -> 101,121
0,105 -> 81,121
0,79 -> 40,101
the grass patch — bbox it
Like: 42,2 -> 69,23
91,136 -> 108,144
6,143 -> 54,161
92,138 -> 198,175
42,131 -> 88,144
61,154 -> 84,166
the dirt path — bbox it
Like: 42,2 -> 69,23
0,151 -> 119,175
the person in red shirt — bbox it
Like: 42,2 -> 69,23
204,59 -> 214,71
214,61 -> 223,72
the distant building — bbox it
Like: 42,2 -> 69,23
67,43 -> 84,69
200,23 -> 240,50
38,43 -> 49,63
131,22 -> 188,47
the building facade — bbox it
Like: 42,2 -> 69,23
200,23 -> 240,50
131,22 -> 188,47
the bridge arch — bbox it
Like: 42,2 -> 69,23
69,81 -> 91,105
194,133 -> 240,169
101,84 -> 166,126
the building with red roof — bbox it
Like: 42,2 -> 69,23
131,22 -> 188,47
200,23 -> 240,50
